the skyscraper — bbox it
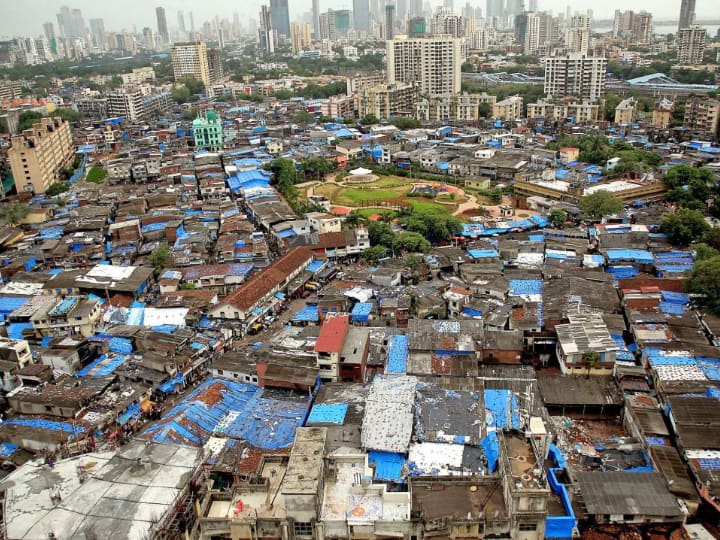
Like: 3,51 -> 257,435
566,14 -> 589,54
387,35 -> 462,95
354,0 -> 370,32
43,22 -> 57,54
678,0 -> 696,31
156,7 -> 169,44
56,6 -> 85,39
528,0 -> 538,12
485,0 -> 503,20
270,0 -> 291,38
312,0 -> 321,39
178,11 -> 187,36
410,0 -> 422,17
385,3 -> 396,39
259,5 -> 276,53
89,18 -> 106,49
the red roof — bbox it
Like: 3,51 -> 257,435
314,315 -> 350,354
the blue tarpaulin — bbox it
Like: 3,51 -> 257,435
307,403 -> 348,425
386,335 -> 409,374
351,302 -> 372,323
368,450 -> 405,482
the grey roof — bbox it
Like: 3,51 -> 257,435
575,472 -> 683,517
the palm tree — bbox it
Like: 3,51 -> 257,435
582,351 -> 600,379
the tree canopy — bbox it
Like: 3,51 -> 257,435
393,232 -> 431,254
579,191 -> 624,221
0,203 -> 29,225
660,208 -> 711,246
663,165 -> 718,212
399,207 -> 462,243
686,255 -> 720,315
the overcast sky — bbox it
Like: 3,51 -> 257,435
0,0 -> 713,37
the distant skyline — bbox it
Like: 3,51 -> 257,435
0,0 -> 715,37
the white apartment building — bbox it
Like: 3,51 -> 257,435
677,26 -> 706,65
543,54 -> 607,103
387,35 -> 462,96
108,87 -> 145,122
565,15 -> 590,54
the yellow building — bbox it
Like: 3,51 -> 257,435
492,95 -> 523,121
614,97 -> 637,125
8,117 -> 74,194
171,41 -> 211,88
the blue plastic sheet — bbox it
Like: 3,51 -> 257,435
386,335 -> 409,374
368,450 -> 405,482
307,403 -> 348,425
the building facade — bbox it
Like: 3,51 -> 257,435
684,97 -> 720,138
543,54 -> 607,103
193,110 -> 224,151
171,41 -> 211,88
677,26 -> 706,65
387,36 -> 462,96
355,82 -> 418,120
8,117 -> 74,194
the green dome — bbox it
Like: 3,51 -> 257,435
206,110 -> 218,121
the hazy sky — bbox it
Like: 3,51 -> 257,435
0,0 -> 714,37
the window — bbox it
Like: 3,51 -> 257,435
293,522 -> 313,536
519,523 -> 536,532
217,369 -> 223,375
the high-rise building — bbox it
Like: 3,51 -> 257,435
270,0 -> 291,38
354,0 -> 370,31
678,0 -> 696,31
156,7 -> 169,44
523,12 -> 555,56
677,26 -> 706,65
566,14 -> 589,54
89,19 -> 106,49
291,22 -> 313,53
43,23 -> 57,54
56,6 -> 85,39
506,0 -> 523,19
171,41 -> 211,87
312,0 -> 321,39
207,48 -> 224,85
485,0 -> 503,20
543,53 -> 607,103
385,4 -> 395,39
684,96 -> 719,138
259,5 -> 276,54
631,11 -> 652,45
408,17 -> 426,37
8,117 -> 74,194
528,0 -> 538,12
178,11 -> 187,37
410,0 -> 422,17
108,87 -> 146,122
387,35 -> 462,96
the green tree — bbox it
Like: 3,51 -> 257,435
403,254 -> 424,274
272,88 -> 293,100
180,77 -> 205,95
478,103 -> 491,118
171,85 -> 191,103
694,243 -> 720,261
362,245 -> 386,263
182,107 -> 199,120
389,117 -> 421,129
582,350 -> 600,378
368,221 -> 396,247
292,110 -> 316,127
578,191 -> 624,221
360,114 -> 380,125
686,255 -> 720,315
45,182 -> 70,196
660,208 -> 711,246
303,157 -> 335,180
393,232 -> 431,254
149,242 -> 172,273
548,209 -> 568,228
179,282 -> 197,290
400,208 -> 462,243
56,108 -> 82,123
18,111 -> 44,131
0,203 -> 29,225
344,210 -> 366,228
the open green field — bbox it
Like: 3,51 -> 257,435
315,175 -> 465,214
